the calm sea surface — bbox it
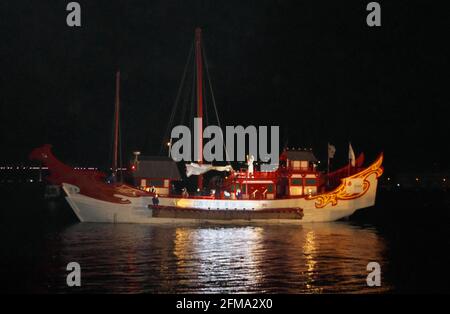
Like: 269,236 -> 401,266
1,184 -> 450,293
38,223 -> 391,293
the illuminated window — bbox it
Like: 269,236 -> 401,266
148,179 -> 164,187
234,183 -> 247,193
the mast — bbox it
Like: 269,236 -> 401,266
195,28 -> 203,190
112,70 -> 120,180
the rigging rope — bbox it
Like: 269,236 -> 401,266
158,37 -> 231,166
202,45 -> 231,164
160,42 -> 194,154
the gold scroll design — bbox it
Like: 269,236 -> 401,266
307,153 -> 384,209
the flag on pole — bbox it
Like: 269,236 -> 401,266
349,143 -> 356,167
328,143 -> 336,159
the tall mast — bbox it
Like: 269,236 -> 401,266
112,70 -> 120,180
195,28 -> 203,190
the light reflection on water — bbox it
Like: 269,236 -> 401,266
44,222 -> 391,293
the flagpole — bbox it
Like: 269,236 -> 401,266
347,142 -> 352,177
327,142 -> 330,187
348,142 -> 351,177
348,158 -> 350,176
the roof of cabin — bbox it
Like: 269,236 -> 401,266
283,150 -> 318,162
132,156 -> 181,179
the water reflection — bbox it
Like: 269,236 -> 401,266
173,227 -> 265,293
45,222 -> 390,293
304,230 -> 319,292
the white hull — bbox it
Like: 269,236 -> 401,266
61,165 -> 380,224
63,185 -> 306,224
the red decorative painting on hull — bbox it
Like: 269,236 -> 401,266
29,144 -> 149,204
307,154 -> 384,208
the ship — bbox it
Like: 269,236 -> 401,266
29,28 -> 383,224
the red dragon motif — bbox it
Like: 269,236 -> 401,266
29,144 -> 150,204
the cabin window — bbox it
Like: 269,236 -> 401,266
291,178 -> 303,186
289,186 -> 302,196
267,184 -> 274,193
300,161 -> 308,169
233,183 -> 246,193
148,179 -> 164,187
292,161 -> 301,169
305,178 -> 317,185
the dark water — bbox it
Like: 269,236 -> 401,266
29,223 -> 391,293
1,183 -> 450,293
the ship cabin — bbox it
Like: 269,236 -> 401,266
227,149 -> 321,200
279,149 -> 320,197
228,165 -> 279,200
129,155 -> 181,196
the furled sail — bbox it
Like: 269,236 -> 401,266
185,163 -> 233,177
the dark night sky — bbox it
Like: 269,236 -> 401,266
0,0 -> 449,172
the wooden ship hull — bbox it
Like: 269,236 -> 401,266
58,154 -> 383,224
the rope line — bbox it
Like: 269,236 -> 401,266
160,42 -> 194,154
